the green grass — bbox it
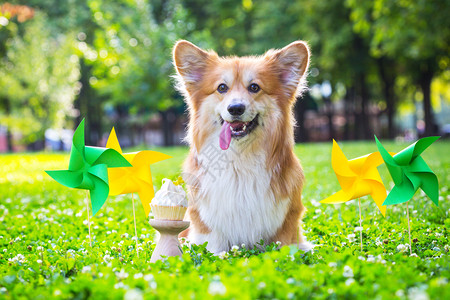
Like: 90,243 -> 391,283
0,141 -> 449,299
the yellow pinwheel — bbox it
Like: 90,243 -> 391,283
106,128 -> 171,217
320,140 -> 389,217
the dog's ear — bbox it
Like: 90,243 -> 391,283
173,40 -> 211,86
269,41 -> 310,97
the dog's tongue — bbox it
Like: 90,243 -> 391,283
219,121 -> 232,150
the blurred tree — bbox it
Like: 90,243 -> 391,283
347,0 -> 450,136
87,0 -> 213,145
0,12 -> 79,149
250,0 -> 376,140
183,0 -> 254,55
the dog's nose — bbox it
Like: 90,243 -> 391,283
227,103 -> 246,116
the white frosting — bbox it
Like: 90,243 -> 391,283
152,178 -> 188,207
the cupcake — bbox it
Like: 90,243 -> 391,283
151,178 -> 188,220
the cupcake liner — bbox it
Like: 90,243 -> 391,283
151,204 -> 187,221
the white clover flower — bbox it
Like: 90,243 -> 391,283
276,241 -> 282,246
231,245 -> 239,252
397,244 -> 408,252
9,254 -> 26,264
37,259 -> 43,264
81,266 -> 91,273
218,251 -> 228,259
116,269 -> 129,280
354,226 -> 363,232
103,254 -> 112,263
345,278 -> 355,286
144,274 -> 154,282
124,289 -> 143,300
407,287 -> 429,300
133,273 -> 143,279
343,265 -> 354,278
258,282 -> 266,289
114,282 -> 128,290
241,244 -> 246,248
208,281 -> 226,295
347,234 -> 356,243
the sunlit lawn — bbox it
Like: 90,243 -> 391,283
0,141 -> 449,299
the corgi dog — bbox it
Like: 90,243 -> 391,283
173,40 -> 312,254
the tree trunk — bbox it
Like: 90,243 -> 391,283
343,86 -> 354,140
294,95 -> 308,143
2,97 -> 13,152
325,97 -> 334,140
160,109 -> 174,146
377,57 -> 396,139
359,73 -> 371,140
419,68 -> 436,136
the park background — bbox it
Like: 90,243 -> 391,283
0,1 -> 449,299
0,0 -> 449,152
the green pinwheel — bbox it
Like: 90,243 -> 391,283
45,119 -> 131,215
375,136 -> 440,206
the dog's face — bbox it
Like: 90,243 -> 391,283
173,41 -> 310,152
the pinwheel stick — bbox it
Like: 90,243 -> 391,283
132,193 -> 139,258
358,198 -> 363,251
85,191 -> 92,247
406,203 -> 412,256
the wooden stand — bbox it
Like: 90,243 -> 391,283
149,219 -> 190,263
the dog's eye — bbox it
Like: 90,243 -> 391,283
217,83 -> 228,93
248,83 -> 260,93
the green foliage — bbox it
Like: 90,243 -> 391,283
0,142 -> 449,298
86,0 -> 212,113
0,12 -> 80,143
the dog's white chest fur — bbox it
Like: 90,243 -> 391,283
188,138 -> 290,253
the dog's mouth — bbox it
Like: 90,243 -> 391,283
219,114 -> 259,150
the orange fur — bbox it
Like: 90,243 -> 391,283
173,40 -> 311,251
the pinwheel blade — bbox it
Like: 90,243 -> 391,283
376,136 -> 440,207
136,182 -> 155,217
320,190 -> 350,204
45,170 -> 83,189
382,183 -> 417,206
368,180 -> 387,216
89,175 -> 110,216
419,172 -> 439,206
104,127 -> 172,216
106,127 -> 123,153
92,147 -> 132,168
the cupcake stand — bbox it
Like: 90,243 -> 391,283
149,219 -> 190,262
